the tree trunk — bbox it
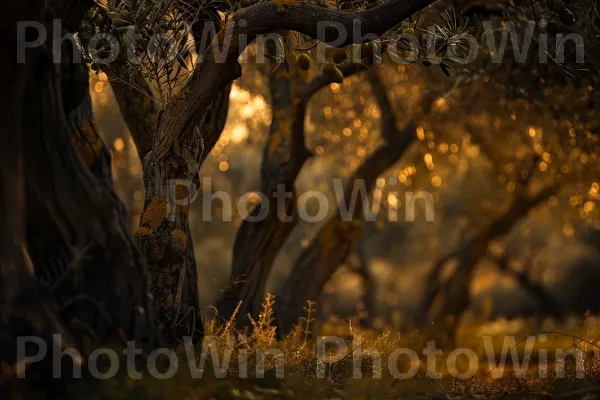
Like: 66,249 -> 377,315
490,252 -> 564,321
0,2 -> 73,378
354,240 -> 377,329
105,19 -> 233,345
134,86 -> 231,344
216,58 -> 309,329
1,2 -> 160,393
217,61 -> 367,329
22,30 -> 158,347
275,68 -> 417,335
421,182 -> 561,337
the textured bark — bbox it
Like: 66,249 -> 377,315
217,62 -> 366,329
22,32 -> 158,348
135,86 -> 231,345
0,3 -> 150,393
275,68 -> 417,335
104,12 -> 233,345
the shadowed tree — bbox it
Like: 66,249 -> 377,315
0,2 -> 75,385
488,250 -> 564,322
274,67 -> 420,335
418,145 -> 562,340
216,55 -> 367,328
0,1 -> 160,395
22,19 -> 158,348
98,0 -> 438,343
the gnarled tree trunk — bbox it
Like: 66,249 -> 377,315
217,60 -> 367,329
23,36 -> 158,347
134,86 -> 231,344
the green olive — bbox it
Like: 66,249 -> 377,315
297,53 -> 311,71
331,67 -> 345,84
331,48 -> 348,64
322,61 -> 337,76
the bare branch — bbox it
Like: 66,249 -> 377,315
109,67 -> 160,161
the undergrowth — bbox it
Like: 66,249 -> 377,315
9,295 -> 600,400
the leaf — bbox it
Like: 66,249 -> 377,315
177,55 -> 189,70
440,62 -> 451,77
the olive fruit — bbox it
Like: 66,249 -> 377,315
322,61 -> 337,76
360,42 -> 374,57
93,14 -> 104,25
332,48 -> 348,64
87,8 -> 97,19
360,42 -> 378,62
297,53 -> 311,71
331,67 -> 345,84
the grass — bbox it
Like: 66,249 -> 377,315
10,297 -> 600,399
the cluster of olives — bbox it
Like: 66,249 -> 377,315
82,6 -> 195,71
545,0 -> 576,34
295,42 -> 378,84
397,21 -> 416,36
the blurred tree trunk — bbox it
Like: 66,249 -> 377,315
216,58 -> 309,329
419,173 -> 560,339
217,60 -> 366,329
490,251 -> 564,321
348,239 -> 377,329
275,68 -> 417,335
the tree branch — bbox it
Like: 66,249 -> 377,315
420,180 -> 562,336
217,59 -> 367,328
489,252 -> 564,321
275,66 -> 418,335
149,0 -> 437,161
109,67 -> 160,161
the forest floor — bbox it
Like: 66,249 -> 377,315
13,308 -> 600,399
